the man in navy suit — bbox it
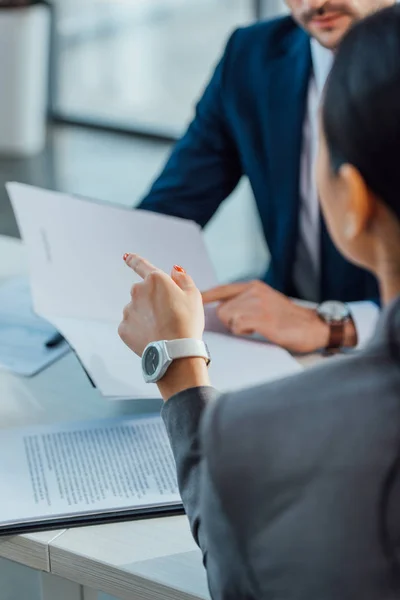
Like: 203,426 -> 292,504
139,0 -> 394,354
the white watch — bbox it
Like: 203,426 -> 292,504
141,339 -> 211,384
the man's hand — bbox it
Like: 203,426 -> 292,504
202,280 -> 330,354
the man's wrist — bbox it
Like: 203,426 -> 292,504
157,357 -> 210,402
309,310 -> 330,350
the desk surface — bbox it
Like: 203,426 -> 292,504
0,235 -> 323,599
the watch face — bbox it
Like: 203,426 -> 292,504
143,346 -> 160,377
318,301 -> 350,323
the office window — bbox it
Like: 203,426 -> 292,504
52,0 -> 255,137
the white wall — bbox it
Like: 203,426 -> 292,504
261,0 -> 288,18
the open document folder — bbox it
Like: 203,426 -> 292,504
0,414 -> 183,535
7,183 -> 301,399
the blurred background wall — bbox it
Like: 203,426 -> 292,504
51,0 -> 287,137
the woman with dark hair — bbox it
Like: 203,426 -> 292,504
118,5 -> 400,599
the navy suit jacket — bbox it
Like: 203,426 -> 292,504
139,16 -> 379,303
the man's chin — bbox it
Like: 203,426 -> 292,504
309,26 -> 351,50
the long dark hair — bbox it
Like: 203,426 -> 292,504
323,4 -> 400,221
322,4 -> 400,588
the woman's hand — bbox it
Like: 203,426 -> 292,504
118,255 -> 204,356
118,254 -> 210,399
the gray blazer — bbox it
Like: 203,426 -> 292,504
162,297 -> 400,600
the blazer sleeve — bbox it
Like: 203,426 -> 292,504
161,387 -> 257,600
138,32 -> 243,228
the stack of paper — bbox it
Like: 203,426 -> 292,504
8,183 -> 301,399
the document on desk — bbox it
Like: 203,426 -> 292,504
0,277 -> 70,376
7,182 -> 301,399
0,415 -> 183,535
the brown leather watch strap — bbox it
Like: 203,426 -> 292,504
328,320 -> 346,350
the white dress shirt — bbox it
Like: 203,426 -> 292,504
293,39 -> 378,346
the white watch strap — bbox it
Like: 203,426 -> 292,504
164,339 -> 211,365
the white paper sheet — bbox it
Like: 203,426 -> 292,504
8,183 -> 217,320
8,183 -> 302,399
0,415 -> 180,528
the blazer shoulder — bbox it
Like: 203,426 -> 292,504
227,16 -> 309,60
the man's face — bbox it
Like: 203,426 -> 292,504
285,1 -> 395,49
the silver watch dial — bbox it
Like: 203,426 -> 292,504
143,345 -> 160,377
317,301 -> 350,323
